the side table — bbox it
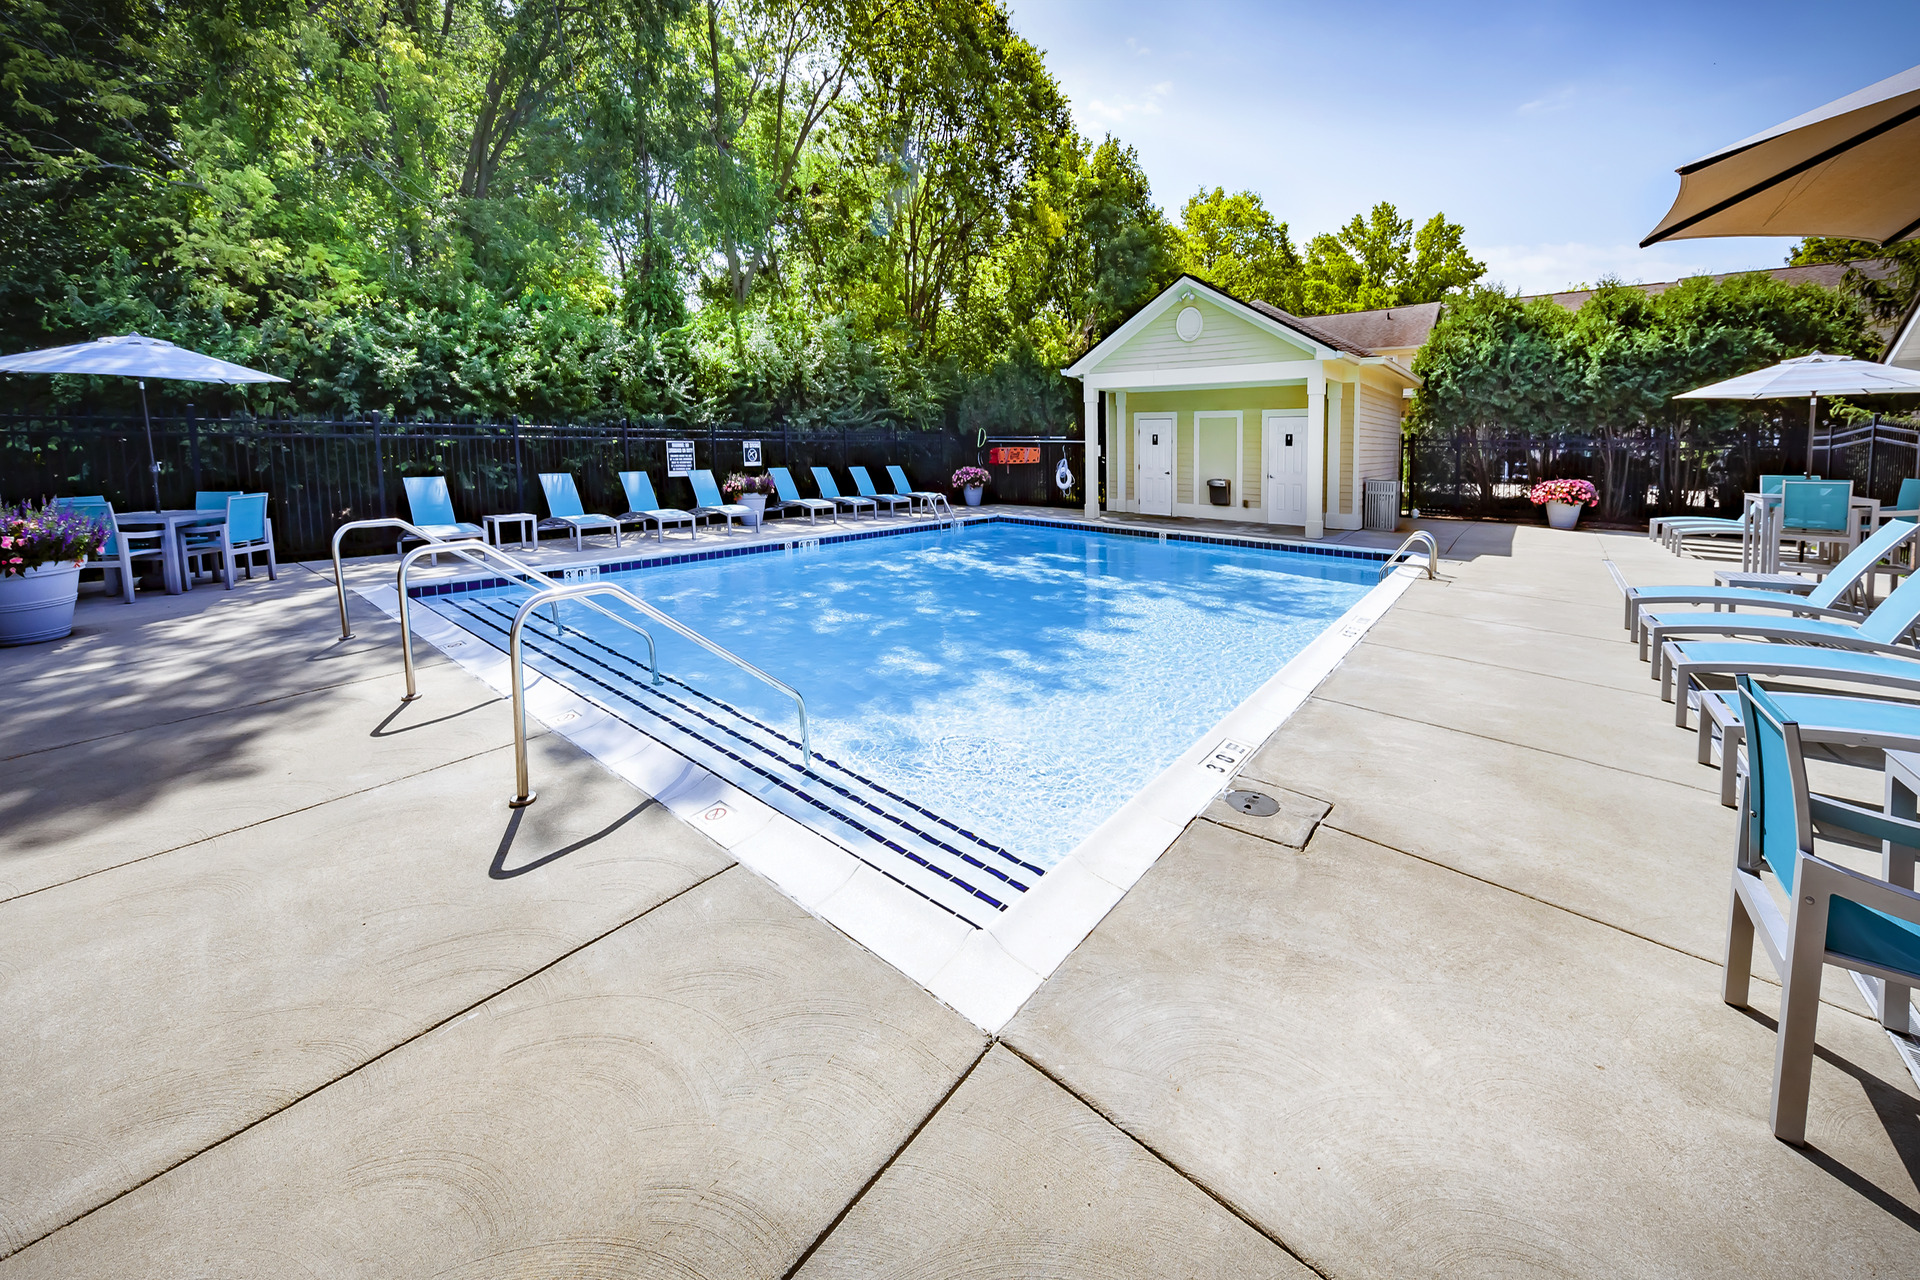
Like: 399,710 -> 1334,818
486,512 -> 537,552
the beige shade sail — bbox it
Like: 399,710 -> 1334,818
1643,64 -> 1920,247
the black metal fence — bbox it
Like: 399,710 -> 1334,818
0,414 -> 1089,560
1406,416 -> 1920,524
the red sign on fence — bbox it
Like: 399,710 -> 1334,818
987,446 -> 1041,465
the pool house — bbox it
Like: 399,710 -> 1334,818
1065,275 -> 1421,537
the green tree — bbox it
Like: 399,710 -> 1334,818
1173,187 -> 1301,310
1789,236 -> 1920,325
1301,203 -> 1483,314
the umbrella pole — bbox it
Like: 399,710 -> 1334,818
1806,395 -> 1817,478
139,379 -> 162,511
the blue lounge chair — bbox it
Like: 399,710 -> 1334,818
812,466 -> 875,520
57,498 -> 165,604
616,471 -> 695,542
886,465 -> 952,518
1696,684 -> 1920,806
179,492 -> 277,589
849,466 -> 911,517
1660,635 -> 1920,726
1651,475 -> 1809,548
769,467 -> 837,524
399,476 -> 487,559
1725,675 -> 1920,1144
538,473 -> 623,550
688,469 -> 754,535
1652,570 -> 1920,689
1615,516 -> 1918,640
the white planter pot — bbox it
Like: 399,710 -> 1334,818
1544,501 -> 1582,530
740,493 -> 767,527
0,562 -> 82,646
964,486 -> 984,507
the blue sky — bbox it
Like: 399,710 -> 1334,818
1003,0 -> 1919,294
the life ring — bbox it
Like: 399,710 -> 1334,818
1055,456 -> 1074,492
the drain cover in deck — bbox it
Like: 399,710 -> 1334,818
1223,789 -> 1281,817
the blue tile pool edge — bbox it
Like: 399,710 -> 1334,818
401,513 -> 1396,598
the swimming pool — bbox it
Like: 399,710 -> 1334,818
424,519 -> 1379,911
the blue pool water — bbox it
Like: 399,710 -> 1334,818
458,523 -> 1375,868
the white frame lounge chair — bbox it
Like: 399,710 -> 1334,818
688,469 -> 754,535
537,473 -> 623,551
398,476 -> 487,562
616,470 -> 696,542
811,466 -> 876,520
1661,639 -> 1920,727
1641,558 -> 1920,677
1613,517 -> 1917,641
849,466 -> 911,517
885,465 -> 952,517
769,467 -> 837,525
1725,676 -> 1920,1145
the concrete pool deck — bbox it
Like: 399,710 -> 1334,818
2,514 -> 1916,1274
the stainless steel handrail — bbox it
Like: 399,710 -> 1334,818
331,517 -> 479,639
395,540 -> 661,701
1378,530 -> 1438,581
506,582 -> 812,806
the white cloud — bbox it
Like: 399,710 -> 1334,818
1125,36 -> 1151,56
1518,85 -> 1577,115
1472,241 -> 1795,296
1083,80 -> 1172,125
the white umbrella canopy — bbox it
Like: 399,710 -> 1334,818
1673,352 -> 1920,400
0,332 -> 285,383
0,333 -> 286,510
1643,64 -> 1920,248
1674,352 -> 1920,479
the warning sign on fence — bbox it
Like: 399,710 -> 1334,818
988,446 -> 1041,465
667,440 -> 696,476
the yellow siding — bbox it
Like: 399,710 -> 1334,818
1242,415 -> 1262,508
1096,296 -> 1311,373
1355,378 -> 1404,494
1176,418 -> 1195,504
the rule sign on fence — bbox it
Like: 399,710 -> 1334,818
742,439 -> 762,467
666,439 -> 696,477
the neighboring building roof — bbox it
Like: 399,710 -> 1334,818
1275,301 -> 1442,354
1520,259 -> 1896,312
1240,300 -> 1377,358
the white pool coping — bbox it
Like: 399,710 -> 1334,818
354,528 -> 1422,1031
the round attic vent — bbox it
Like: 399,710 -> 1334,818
1175,306 -> 1203,341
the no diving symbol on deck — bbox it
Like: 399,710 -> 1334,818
703,805 -> 731,823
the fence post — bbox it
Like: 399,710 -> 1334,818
185,402 -> 201,494
512,415 -> 524,512
369,413 -> 388,519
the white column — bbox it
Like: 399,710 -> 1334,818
1114,389 -> 1128,512
1327,381 -> 1345,523
1306,368 -> 1327,539
1084,380 -> 1102,520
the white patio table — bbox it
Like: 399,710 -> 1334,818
113,509 -> 226,594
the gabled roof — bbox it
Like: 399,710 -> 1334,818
1888,293 -> 1920,371
1243,301 -> 1375,358
1062,274 -> 1350,377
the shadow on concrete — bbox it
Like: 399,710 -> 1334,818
491,798 -> 657,879
1734,1008 -> 1920,1223
371,697 -> 498,738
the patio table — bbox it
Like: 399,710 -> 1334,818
114,509 -> 226,594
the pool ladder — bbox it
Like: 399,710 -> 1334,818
335,523 -> 812,806
1378,531 -> 1439,581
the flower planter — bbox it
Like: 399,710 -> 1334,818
740,493 -> 767,527
0,562 -> 81,646
964,486 -> 984,507
1545,501 -> 1582,531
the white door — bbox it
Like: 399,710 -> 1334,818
1264,410 -> 1308,525
1135,415 -> 1175,516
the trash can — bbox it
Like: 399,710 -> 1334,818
1363,478 -> 1401,531
1207,478 -> 1231,507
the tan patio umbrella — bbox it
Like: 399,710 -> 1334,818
1673,352 -> 1920,476
1642,63 -> 1920,247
